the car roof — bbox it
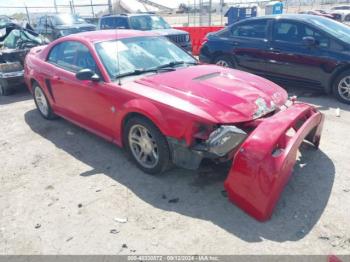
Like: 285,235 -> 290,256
242,13 -> 329,22
102,13 -> 157,18
62,29 -> 158,43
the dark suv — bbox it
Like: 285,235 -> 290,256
98,13 -> 192,52
35,14 -> 96,40
200,14 -> 350,104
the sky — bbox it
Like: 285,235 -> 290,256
0,0 -> 201,8
0,0 -> 207,15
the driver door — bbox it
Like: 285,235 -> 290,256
46,41 -> 117,139
266,19 -> 333,87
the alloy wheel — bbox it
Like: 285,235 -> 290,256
128,124 -> 159,169
338,76 -> 350,102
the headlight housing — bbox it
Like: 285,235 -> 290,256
206,125 -> 247,157
0,62 -> 23,78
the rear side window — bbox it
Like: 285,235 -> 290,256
47,41 -> 98,73
231,20 -> 268,39
100,17 -> 128,29
47,43 -> 61,63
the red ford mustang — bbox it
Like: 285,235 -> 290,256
24,30 -> 324,221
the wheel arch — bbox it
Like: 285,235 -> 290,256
29,78 -> 39,93
119,99 -> 170,147
210,51 -> 228,63
327,64 -> 350,94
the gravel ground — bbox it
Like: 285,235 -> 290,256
0,85 -> 349,255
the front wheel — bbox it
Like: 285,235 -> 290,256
333,70 -> 350,104
124,116 -> 170,175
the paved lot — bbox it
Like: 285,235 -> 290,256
0,86 -> 349,254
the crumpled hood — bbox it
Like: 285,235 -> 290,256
134,65 -> 288,123
150,28 -> 188,36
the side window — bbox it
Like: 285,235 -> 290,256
101,18 -> 114,29
115,18 -> 128,28
39,17 -> 46,26
48,41 -> 99,74
47,43 -> 61,64
231,20 -> 268,39
273,21 -> 300,42
47,17 -> 53,27
304,26 -> 329,48
101,17 -> 128,29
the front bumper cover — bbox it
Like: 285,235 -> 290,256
224,103 -> 324,221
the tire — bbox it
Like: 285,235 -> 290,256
123,116 -> 170,175
33,83 -> 57,120
214,55 -> 235,68
333,70 -> 350,104
0,79 -> 12,96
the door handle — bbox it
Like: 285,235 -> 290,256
233,42 -> 239,46
269,48 -> 281,54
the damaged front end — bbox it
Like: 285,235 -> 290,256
168,101 -> 324,221
167,125 -> 247,170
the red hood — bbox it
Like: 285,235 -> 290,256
132,65 -> 288,123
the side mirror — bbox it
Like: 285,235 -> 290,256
302,36 -> 316,47
76,68 -> 100,82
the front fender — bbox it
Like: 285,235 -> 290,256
116,98 -> 169,145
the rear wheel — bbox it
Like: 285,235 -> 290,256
33,83 -> 56,119
123,116 -> 170,175
333,70 -> 350,104
214,55 -> 235,68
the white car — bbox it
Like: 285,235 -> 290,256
331,5 -> 350,22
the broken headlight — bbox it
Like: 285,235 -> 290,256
206,125 -> 247,157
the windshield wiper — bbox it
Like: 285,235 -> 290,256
114,67 -> 175,79
157,61 -> 198,69
114,61 -> 198,80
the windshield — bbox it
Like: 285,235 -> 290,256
54,14 -> 85,25
95,36 -> 196,79
308,17 -> 350,43
129,15 -> 171,30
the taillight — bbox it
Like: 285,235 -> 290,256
199,36 -> 209,51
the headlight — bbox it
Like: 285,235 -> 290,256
206,125 -> 247,156
0,62 -> 23,73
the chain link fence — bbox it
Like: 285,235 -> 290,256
1,0 -> 350,27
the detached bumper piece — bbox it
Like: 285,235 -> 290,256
224,103 -> 324,221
